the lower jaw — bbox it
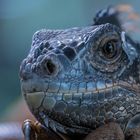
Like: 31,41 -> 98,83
23,88 -> 134,135
23,91 -> 92,135
32,105 -> 92,135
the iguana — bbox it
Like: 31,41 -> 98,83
20,5 -> 140,140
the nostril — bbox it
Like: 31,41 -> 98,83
43,59 -> 57,75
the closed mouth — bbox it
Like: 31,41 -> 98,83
23,85 -> 121,110
22,79 -> 139,112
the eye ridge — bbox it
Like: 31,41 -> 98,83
102,40 -> 117,59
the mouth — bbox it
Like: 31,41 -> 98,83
22,79 -> 139,115
23,83 -> 120,111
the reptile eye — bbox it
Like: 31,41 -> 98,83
101,41 -> 117,59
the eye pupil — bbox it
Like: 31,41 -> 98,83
102,41 -> 116,58
105,42 -> 114,53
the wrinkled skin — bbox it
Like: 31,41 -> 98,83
20,5 -> 140,140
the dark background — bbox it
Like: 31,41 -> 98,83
0,0 -> 140,120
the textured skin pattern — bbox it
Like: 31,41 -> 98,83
20,5 -> 140,138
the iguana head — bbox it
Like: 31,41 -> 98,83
20,23 -> 140,134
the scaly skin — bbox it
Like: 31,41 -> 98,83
20,5 -> 140,140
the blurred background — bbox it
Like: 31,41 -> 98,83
0,0 -> 140,121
